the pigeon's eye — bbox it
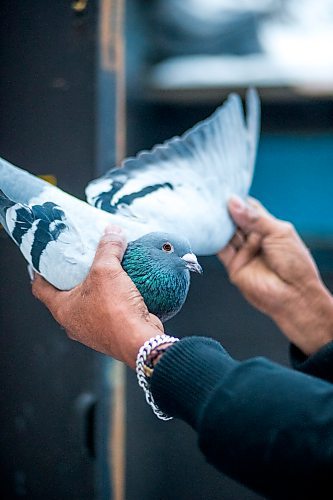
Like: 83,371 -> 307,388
162,242 -> 174,253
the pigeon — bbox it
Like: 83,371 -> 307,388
0,186 -> 201,321
0,88 -> 260,321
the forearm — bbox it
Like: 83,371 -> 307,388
198,357 -> 333,499
272,279 -> 333,356
151,337 -> 333,499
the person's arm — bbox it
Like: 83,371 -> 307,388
151,336 -> 333,499
32,225 -> 333,498
218,196 -> 333,357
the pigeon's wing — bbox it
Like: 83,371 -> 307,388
85,88 -> 260,254
0,155 -> 154,244
0,189 -> 94,290
0,156 -> 155,290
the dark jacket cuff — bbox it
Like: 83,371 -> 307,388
150,336 -> 237,429
290,340 -> 333,383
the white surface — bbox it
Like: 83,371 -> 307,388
150,0 -> 333,92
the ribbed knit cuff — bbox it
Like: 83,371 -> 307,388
150,336 -> 237,429
290,340 -> 333,383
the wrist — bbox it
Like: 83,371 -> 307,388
136,334 -> 179,420
273,280 -> 333,355
120,319 -> 164,370
146,342 -> 174,369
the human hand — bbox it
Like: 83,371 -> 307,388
218,196 -> 333,355
31,225 -> 164,369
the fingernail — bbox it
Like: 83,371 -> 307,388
246,204 -> 260,222
229,195 -> 246,212
104,223 -> 122,235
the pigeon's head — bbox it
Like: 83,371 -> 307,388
122,232 -> 202,322
132,232 -> 202,275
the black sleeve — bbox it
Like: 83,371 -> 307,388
151,336 -> 333,500
290,340 -> 333,383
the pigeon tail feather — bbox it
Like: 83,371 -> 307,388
0,157 -> 52,205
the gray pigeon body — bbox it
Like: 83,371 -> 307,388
0,89 -> 260,317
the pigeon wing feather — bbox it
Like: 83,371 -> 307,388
0,189 -> 97,290
85,88 -> 260,254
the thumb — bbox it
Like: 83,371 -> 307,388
92,224 -> 127,269
228,195 -> 282,237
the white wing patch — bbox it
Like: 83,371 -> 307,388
85,89 -> 260,254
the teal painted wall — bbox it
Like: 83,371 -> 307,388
251,134 -> 333,241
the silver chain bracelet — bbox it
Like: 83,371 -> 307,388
136,334 -> 179,420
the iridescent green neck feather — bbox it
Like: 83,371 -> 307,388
122,242 -> 190,323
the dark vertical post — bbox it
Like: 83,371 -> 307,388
97,0 -> 126,174
0,1 -> 126,498
96,2 -> 126,500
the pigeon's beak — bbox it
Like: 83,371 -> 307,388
181,253 -> 203,274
